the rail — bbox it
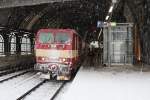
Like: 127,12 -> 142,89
50,81 -> 66,100
0,70 -> 30,83
17,79 -> 47,100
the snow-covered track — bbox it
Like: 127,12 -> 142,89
0,69 -> 19,76
17,79 -> 47,100
0,70 -> 30,83
20,80 -> 66,100
0,67 -> 33,77
50,81 -> 66,100
0,69 -> 13,76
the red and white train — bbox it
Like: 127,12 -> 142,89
34,29 -> 88,80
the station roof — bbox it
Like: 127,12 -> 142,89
0,0 -> 73,8
2,0 -> 144,42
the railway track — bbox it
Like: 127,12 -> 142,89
0,67 -> 33,77
0,68 -> 22,77
0,73 -> 44,100
0,70 -> 68,100
17,80 -> 66,100
0,70 -> 31,83
17,79 -> 47,100
0,69 -> 14,76
50,81 -> 66,100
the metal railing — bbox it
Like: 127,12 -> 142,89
106,54 -> 134,67
102,54 -> 150,72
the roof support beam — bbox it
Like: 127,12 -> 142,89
0,0 -> 74,8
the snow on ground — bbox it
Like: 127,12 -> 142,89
24,81 -> 63,100
54,82 -> 72,100
0,71 -> 72,100
60,66 -> 150,100
0,72 -> 40,100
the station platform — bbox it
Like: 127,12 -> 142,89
61,65 -> 150,100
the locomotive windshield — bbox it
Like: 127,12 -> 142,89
39,32 -> 54,43
55,32 -> 70,43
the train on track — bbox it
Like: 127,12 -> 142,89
34,29 -> 88,80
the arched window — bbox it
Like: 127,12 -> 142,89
21,36 -> 31,55
0,35 -> 4,56
10,35 -> 16,54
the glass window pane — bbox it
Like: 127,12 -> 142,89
21,37 -> 31,55
0,35 -> 4,56
55,32 -> 70,43
10,36 -> 16,54
39,32 -> 54,43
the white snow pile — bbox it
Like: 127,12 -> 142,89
60,66 -> 150,100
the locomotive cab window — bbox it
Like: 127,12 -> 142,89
55,32 -> 70,43
39,32 -> 54,43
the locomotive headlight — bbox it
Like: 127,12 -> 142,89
62,58 -> 66,62
42,57 -> 45,61
59,58 -> 66,62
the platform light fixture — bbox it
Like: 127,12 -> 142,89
108,5 -> 114,13
105,0 -> 118,22
105,15 -> 109,20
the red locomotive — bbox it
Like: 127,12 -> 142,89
34,29 -> 87,80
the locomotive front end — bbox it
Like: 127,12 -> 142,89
35,50 -> 73,80
35,29 -> 74,80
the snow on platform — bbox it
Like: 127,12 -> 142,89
61,66 -> 150,100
